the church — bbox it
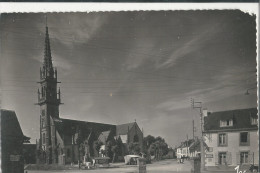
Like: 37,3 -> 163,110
36,24 -> 143,165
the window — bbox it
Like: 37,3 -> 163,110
42,133 -> 46,144
183,149 -> 186,154
220,119 -> 233,127
240,132 -> 249,146
42,118 -> 45,128
218,133 -> 227,146
240,152 -> 249,164
218,152 -> 227,165
133,134 -> 139,143
67,148 -> 70,157
41,110 -> 45,116
251,117 -> 257,125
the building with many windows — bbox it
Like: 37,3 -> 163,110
203,108 -> 258,170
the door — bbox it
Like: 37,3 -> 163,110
219,152 -> 227,165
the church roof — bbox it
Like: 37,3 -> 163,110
53,117 -> 115,136
116,122 -> 135,136
98,130 -> 111,144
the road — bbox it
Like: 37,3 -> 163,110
25,159 -> 193,173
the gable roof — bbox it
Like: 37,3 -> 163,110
204,108 -> 257,132
98,130 -> 111,143
116,122 -> 135,136
1,109 -> 24,138
177,139 -> 194,148
189,139 -> 208,152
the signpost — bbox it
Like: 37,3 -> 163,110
205,154 -> 213,158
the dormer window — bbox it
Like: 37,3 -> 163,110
220,119 -> 233,127
251,117 -> 258,125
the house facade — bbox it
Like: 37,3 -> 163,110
176,139 -> 194,159
176,138 -> 203,159
36,24 -> 143,165
203,108 -> 258,169
1,110 -> 25,173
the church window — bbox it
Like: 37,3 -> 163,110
42,133 -> 46,144
42,118 -> 45,128
67,148 -> 70,157
41,87 -> 44,97
43,86 -> 46,97
133,134 -> 139,143
41,110 -> 45,116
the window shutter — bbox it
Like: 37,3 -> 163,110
249,152 -> 253,164
215,153 -> 219,165
248,133 -> 250,145
236,152 -> 240,165
227,152 -> 232,165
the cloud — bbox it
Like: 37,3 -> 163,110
156,97 -> 191,111
156,23 -> 221,69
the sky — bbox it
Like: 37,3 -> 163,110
0,10 -> 257,147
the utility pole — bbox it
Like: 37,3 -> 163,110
192,120 -> 195,140
191,98 -> 205,172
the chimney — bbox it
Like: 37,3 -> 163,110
203,109 -> 208,117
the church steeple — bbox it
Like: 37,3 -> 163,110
40,27 -> 56,80
42,17 -> 54,78
37,19 -> 61,164
44,25 -> 53,70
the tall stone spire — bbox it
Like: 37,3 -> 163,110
44,16 -> 53,72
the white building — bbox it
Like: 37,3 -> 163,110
189,138 -> 202,158
176,139 -> 196,159
203,108 -> 258,170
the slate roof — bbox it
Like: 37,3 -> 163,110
1,109 -> 24,138
204,108 -> 257,132
53,117 -> 115,137
189,139 -> 208,152
177,139 -> 194,148
53,118 -> 142,142
116,122 -> 135,136
98,130 -> 111,144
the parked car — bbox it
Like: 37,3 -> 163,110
124,155 -> 141,165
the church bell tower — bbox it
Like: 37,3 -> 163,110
37,21 -> 61,164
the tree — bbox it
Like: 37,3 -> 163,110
128,142 -> 141,155
146,135 -> 169,160
111,145 -> 119,163
143,135 -> 156,154
75,128 -> 83,167
93,140 -> 103,157
105,140 -> 113,159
